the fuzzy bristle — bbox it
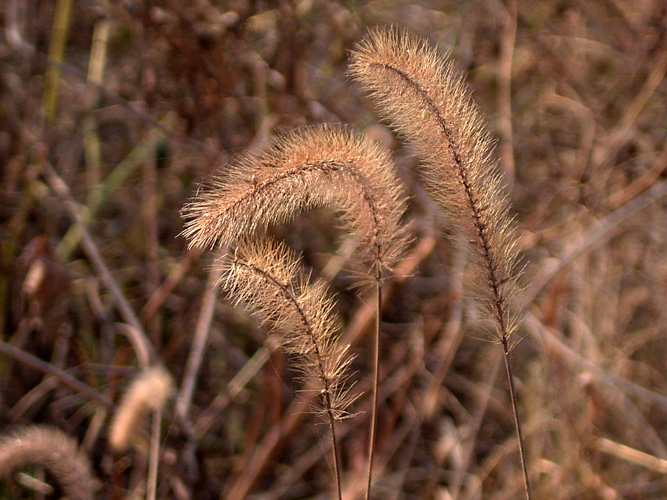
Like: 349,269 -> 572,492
108,366 -> 173,451
181,124 -> 407,280
0,426 -> 96,500
350,26 -> 521,343
219,237 -> 356,420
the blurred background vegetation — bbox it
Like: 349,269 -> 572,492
1,0 -> 666,498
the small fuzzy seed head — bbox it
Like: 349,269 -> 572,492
219,237 -> 357,420
0,425 -> 97,500
108,366 -> 173,451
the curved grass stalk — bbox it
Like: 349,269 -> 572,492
0,426 -> 96,500
220,238 -> 357,499
181,124 -> 406,280
182,123 -> 408,497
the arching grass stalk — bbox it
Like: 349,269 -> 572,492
181,124 -> 406,278
182,124 -> 408,498
0,426 -> 96,500
219,238 -> 357,500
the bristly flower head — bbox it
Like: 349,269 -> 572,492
108,366 -> 173,451
0,426 -> 97,500
181,124 -> 407,281
350,27 -> 521,343
220,237 -> 357,421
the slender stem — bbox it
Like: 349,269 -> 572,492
146,407 -> 162,500
501,339 -> 532,500
230,257 -> 345,500
44,162 -> 158,367
365,268 -> 382,500
0,339 -> 114,410
42,0 -> 73,122
176,261 -> 223,422
329,414 -> 343,500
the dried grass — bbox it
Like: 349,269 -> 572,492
1,1 -> 666,498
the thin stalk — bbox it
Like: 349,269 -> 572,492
350,28 -> 532,498
176,260 -> 223,422
365,266 -> 382,500
83,17 -> 110,198
502,339 -> 531,500
256,263 -> 344,500
146,407 -> 161,500
221,242 -> 352,500
42,0 -> 73,122
43,163 -> 158,367
0,340 -> 114,410
328,397 -> 343,500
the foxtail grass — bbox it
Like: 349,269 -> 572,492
0,425 -> 96,500
219,237 -> 356,500
108,366 -> 173,452
350,26 -> 530,500
181,123 -> 406,278
182,123 -> 408,498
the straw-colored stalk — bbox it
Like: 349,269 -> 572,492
220,237 -> 356,499
350,26 -> 529,500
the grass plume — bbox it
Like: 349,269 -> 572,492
0,425 -> 96,500
181,123 -> 407,279
350,27 -> 529,499
108,366 -> 173,452
182,123 -> 409,498
349,27 -> 521,331
220,237 -> 356,499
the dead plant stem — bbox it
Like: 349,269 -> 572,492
365,268 -> 382,500
43,162 -> 158,367
176,260 -> 223,421
0,340 -> 114,410
329,407 -> 343,500
146,406 -> 161,500
501,339 -> 531,500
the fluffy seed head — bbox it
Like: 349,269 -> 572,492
219,237 -> 356,420
0,425 -> 96,500
108,366 -> 173,451
350,27 -> 521,341
181,124 -> 407,279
